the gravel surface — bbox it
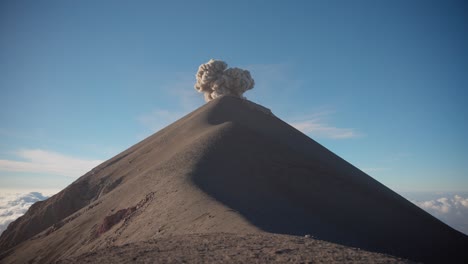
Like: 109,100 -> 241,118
59,233 -> 413,264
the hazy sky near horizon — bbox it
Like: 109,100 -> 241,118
1,0 -> 467,194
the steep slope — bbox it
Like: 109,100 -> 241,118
0,97 -> 261,263
0,96 -> 466,263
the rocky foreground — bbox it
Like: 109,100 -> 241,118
58,233 -> 413,264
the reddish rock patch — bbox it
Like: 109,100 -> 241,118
94,193 -> 155,238
96,207 -> 136,236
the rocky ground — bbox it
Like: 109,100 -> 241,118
58,233 -> 414,263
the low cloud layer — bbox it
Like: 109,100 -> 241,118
0,149 -> 103,178
0,192 -> 48,235
195,59 -> 255,102
412,194 -> 468,235
289,112 -> 361,139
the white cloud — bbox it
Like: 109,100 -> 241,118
419,197 -> 451,213
137,109 -> 186,134
454,195 -> 468,208
0,192 -> 49,235
0,149 -> 103,178
415,195 -> 468,214
289,113 -> 361,139
243,63 -> 301,104
412,194 -> 468,235
136,71 -> 203,138
165,74 -> 204,110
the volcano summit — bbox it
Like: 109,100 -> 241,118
0,61 -> 466,263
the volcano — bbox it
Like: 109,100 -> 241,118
0,96 -> 466,263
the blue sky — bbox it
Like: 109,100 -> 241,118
1,0 -> 467,194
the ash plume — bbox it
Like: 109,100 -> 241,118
195,59 -> 255,102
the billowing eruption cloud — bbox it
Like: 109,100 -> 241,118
195,59 -> 255,102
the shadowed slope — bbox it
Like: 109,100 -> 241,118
0,96 -> 466,264
190,97 -> 468,263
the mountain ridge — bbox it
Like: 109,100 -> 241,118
1,96 -> 466,263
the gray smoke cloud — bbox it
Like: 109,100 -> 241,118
195,59 -> 255,102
